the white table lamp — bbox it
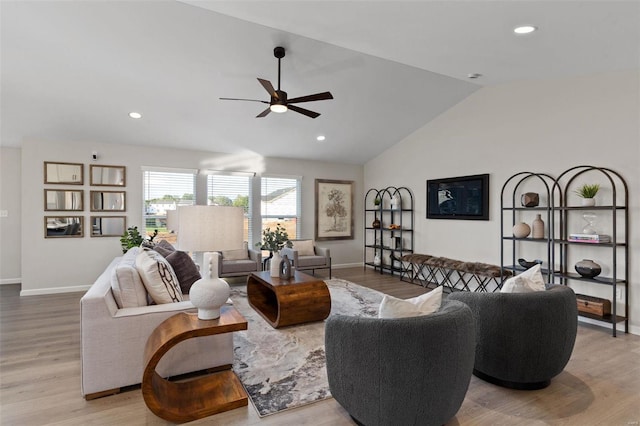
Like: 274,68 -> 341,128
177,205 -> 244,320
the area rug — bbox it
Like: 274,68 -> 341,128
229,278 -> 384,417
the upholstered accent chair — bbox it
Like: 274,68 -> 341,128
207,242 -> 262,278
280,239 -> 331,278
448,284 -> 577,390
325,299 -> 476,426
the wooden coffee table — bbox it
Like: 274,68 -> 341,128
142,307 -> 248,423
247,270 -> 331,328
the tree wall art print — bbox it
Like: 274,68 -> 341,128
315,179 -> 354,240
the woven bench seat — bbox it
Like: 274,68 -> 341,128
400,254 -> 512,292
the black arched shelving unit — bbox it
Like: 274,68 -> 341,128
364,187 -> 414,275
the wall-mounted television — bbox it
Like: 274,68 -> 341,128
426,174 -> 489,220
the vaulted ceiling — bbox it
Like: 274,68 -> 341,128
2,1 -> 638,164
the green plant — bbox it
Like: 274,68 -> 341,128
374,196 -> 381,206
120,226 -> 157,253
574,184 -> 600,199
255,224 -> 292,252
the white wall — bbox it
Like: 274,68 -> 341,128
0,147 -> 22,283
365,70 -> 640,334
19,141 -> 363,295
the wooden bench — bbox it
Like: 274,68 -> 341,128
400,254 -> 512,292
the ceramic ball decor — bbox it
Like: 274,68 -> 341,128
512,222 -> 531,238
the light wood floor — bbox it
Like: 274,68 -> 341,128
1,267 -> 639,425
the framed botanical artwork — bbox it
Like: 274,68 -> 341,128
315,179 -> 354,240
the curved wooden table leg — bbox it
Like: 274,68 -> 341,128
142,308 -> 248,423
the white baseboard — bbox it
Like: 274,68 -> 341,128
20,285 -> 91,296
332,262 -> 363,269
577,316 -> 638,336
0,278 -> 21,285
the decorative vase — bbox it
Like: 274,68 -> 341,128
581,198 -> 596,207
532,214 -> 544,239
390,195 -> 399,209
372,216 -> 381,228
189,278 -> 230,320
575,259 -> 602,278
279,254 -> 292,280
521,192 -> 540,208
270,251 -> 282,277
512,222 -> 531,238
373,253 -> 381,266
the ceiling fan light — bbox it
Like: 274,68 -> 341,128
270,104 -> 288,113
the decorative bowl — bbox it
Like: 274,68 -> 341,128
518,258 -> 542,269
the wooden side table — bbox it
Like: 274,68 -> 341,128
142,307 -> 248,423
247,270 -> 331,328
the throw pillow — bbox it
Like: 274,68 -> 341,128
135,249 -> 183,304
378,286 -> 443,319
110,247 -> 148,308
293,240 -> 315,256
500,264 -> 546,293
221,241 -> 249,261
165,250 -> 201,294
153,239 -> 176,258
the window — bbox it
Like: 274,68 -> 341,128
207,173 -> 252,243
260,176 -> 301,243
142,168 -> 196,244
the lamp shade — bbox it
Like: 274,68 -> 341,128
176,205 -> 244,252
166,209 -> 179,234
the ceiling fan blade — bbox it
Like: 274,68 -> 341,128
220,97 -> 269,103
288,104 -> 320,119
256,107 -> 271,118
257,78 -> 278,99
287,91 -> 333,104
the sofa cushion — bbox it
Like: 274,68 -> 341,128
110,247 -> 148,308
222,241 -> 249,261
165,250 -> 201,294
135,249 -> 183,304
293,240 -> 315,256
501,264 -> 545,293
153,239 -> 176,258
378,286 -> 443,319
222,259 -> 259,274
296,255 -> 327,267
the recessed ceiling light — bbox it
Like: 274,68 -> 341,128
467,73 -> 482,79
316,135 -> 326,141
128,112 -> 142,119
514,25 -> 537,34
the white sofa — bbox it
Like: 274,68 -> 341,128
80,256 -> 234,399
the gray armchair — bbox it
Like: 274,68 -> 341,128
448,284 -> 577,390
205,242 -> 262,278
280,239 -> 331,278
325,299 -> 476,426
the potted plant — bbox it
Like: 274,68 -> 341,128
373,196 -> 381,207
256,224 -> 293,277
120,226 -> 158,253
574,184 -> 600,206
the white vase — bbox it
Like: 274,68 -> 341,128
189,278 -> 230,320
270,251 -> 282,277
581,198 -> 596,207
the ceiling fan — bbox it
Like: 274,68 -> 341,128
220,46 -> 333,119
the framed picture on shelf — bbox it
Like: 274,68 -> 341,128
315,179 -> 354,240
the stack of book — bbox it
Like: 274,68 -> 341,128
568,233 -> 611,243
